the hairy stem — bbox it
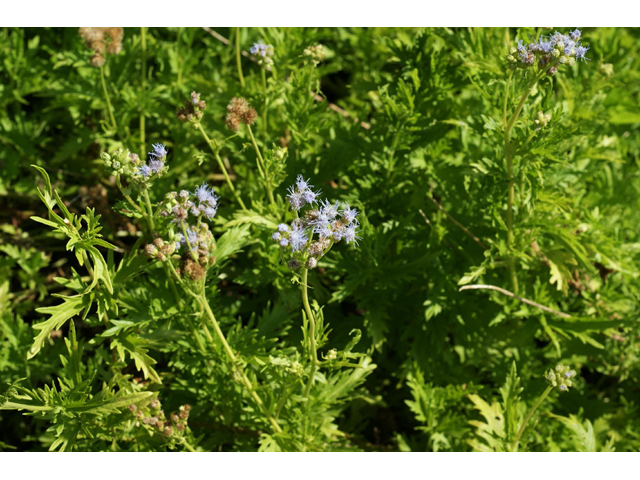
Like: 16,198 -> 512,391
99,65 -> 117,130
513,385 -> 553,451
504,75 -> 538,294
235,27 -> 245,88
261,66 -> 268,142
116,175 -> 144,214
196,123 -> 246,210
246,124 -> 275,206
301,268 -> 318,398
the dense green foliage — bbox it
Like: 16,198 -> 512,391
1,27 -> 640,452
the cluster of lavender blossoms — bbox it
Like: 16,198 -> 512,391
135,143 -> 169,178
102,144 -> 168,187
250,41 -> 274,66
545,365 -> 578,392
273,175 -> 361,270
506,29 -> 589,75
157,183 -> 218,270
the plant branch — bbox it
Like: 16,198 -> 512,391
459,284 -> 571,318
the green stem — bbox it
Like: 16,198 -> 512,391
196,123 -> 246,210
235,27 -> 245,88
504,75 -> 539,295
142,189 -> 155,231
116,175 -> 144,214
513,385 -> 553,451
261,66 -> 268,142
140,27 -> 147,155
301,268 -> 318,398
246,124 -> 275,206
99,65 -> 117,130
179,437 -> 197,452
198,294 -> 282,434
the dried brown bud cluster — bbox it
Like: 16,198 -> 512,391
181,258 -> 206,281
177,91 -> 207,122
144,237 -> 176,262
225,97 -> 258,132
79,27 -> 124,67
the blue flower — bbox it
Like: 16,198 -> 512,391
320,199 -> 339,219
341,204 -> 358,224
289,229 -> 308,252
279,237 -> 289,247
193,182 -> 218,207
250,41 -> 265,55
287,186 -> 305,211
277,223 -> 289,232
180,226 -> 200,248
296,175 -> 311,191
570,29 -> 581,41
302,188 -> 320,205
342,222 -> 361,246
149,143 -> 168,159
575,46 -> 590,62
203,206 -> 217,220
136,164 -> 152,177
272,232 -> 281,241
149,159 -> 164,174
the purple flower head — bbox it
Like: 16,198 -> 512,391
136,164 -> 152,177
289,229 -> 308,252
575,45 -> 590,62
149,143 -> 168,159
287,186 -> 306,211
191,91 -> 201,106
277,223 -> 289,233
279,237 -> 289,247
193,182 -> 218,208
302,188 -> 320,205
320,199 -> 339,219
272,232 -> 281,241
570,29 -> 581,41
539,41 -> 553,53
341,204 -> 358,224
342,222 -> 362,246
180,226 -> 200,248
149,159 -> 164,174
250,41 -> 267,57
516,39 -> 526,53
296,175 -> 311,191
203,206 -> 217,220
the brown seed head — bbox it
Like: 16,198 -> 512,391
225,113 -> 240,132
241,108 -> 258,125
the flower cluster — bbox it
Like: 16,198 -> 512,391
225,97 -> 258,132
303,44 -> 326,66
129,399 -> 191,438
154,182 -> 219,279
250,41 -> 274,66
134,143 -> 169,179
273,175 -> 361,270
78,27 -> 124,67
506,29 -> 588,75
177,91 -> 207,123
545,365 -> 578,392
